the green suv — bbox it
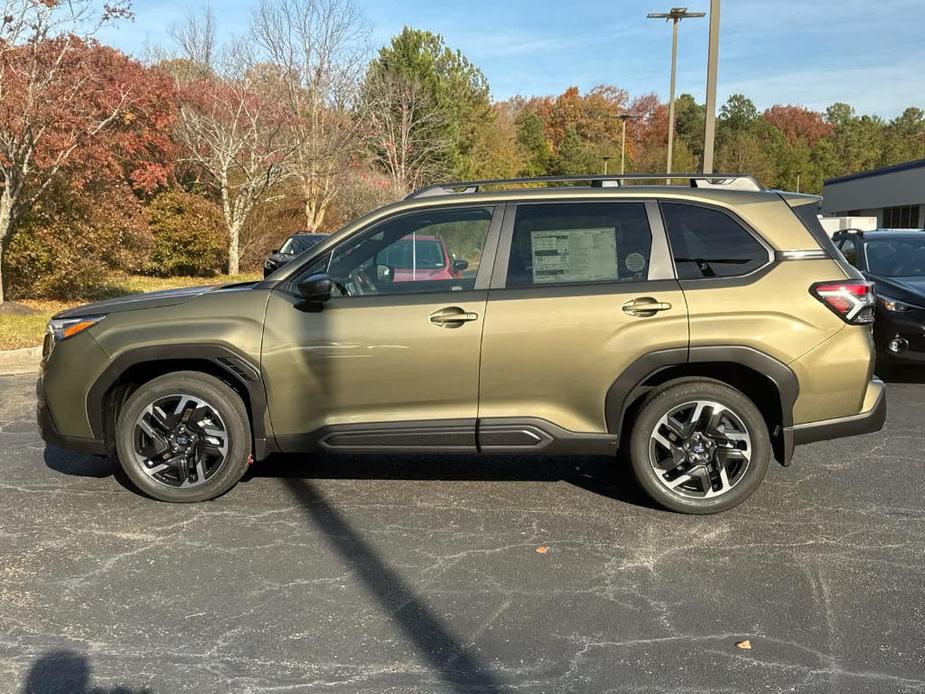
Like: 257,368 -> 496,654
37,175 -> 886,513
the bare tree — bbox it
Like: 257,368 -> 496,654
251,0 -> 369,230
362,70 -> 452,195
0,0 -> 131,303
170,13 -> 292,275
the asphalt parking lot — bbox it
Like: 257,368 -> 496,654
1,372 -> 924,693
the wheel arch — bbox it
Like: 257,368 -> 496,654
87,345 -> 274,460
605,346 -> 798,466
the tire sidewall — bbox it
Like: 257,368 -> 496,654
115,372 -> 251,503
629,380 -> 771,514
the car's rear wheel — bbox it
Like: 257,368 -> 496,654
628,379 -> 770,514
115,371 -> 251,502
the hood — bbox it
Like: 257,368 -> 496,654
53,282 -> 258,319
867,274 -> 925,305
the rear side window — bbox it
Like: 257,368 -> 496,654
661,203 -> 768,280
505,202 -> 652,288
837,237 -> 858,266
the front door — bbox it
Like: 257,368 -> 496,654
478,199 -> 688,441
262,204 -> 501,451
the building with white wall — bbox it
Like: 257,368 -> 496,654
822,159 -> 925,229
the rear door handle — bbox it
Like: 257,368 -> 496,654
622,297 -> 673,317
430,306 -> 479,327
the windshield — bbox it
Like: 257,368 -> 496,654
280,235 -> 323,255
377,238 -> 445,269
865,237 -> 925,277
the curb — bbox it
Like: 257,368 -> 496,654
0,346 -> 42,375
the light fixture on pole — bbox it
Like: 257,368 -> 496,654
647,7 -> 704,175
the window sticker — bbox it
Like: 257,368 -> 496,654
530,227 -> 618,283
625,252 -> 646,273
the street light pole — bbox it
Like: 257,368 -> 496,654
667,18 -> 678,174
702,0 -> 721,173
618,114 -> 634,174
647,7 -> 705,175
606,114 -> 638,175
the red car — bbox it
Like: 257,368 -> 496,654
378,234 -> 468,282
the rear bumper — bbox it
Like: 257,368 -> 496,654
782,379 -> 886,460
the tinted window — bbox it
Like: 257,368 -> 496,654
865,238 -> 925,277
661,203 -> 768,280
505,202 -> 652,288
328,207 -> 492,296
838,237 -> 857,266
280,234 -> 325,255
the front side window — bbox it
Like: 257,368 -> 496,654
661,203 -> 769,280
505,202 -> 652,288
327,207 -> 492,296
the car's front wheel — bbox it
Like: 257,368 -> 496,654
628,379 -> 770,514
115,371 -> 251,502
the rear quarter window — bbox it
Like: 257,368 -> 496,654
661,203 -> 769,280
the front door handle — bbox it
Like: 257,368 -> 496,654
622,297 -> 673,317
430,306 -> 479,327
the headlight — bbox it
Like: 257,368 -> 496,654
877,294 -> 921,313
47,315 -> 106,342
265,259 -> 274,269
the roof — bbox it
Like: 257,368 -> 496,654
824,158 -> 925,186
406,174 -> 765,199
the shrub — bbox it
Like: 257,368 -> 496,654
144,190 -> 227,277
5,182 -> 152,301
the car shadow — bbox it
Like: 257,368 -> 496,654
877,364 -> 925,384
244,451 -> 656,509
43,444 -> 655,510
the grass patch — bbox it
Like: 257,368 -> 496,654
0,273 -> 260,351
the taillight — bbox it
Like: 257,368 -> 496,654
810,280 -> 874,324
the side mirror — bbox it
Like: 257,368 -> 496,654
452,258 -> 469,273
271,248 -> 279,254
296,273 -> 332,309
375,264 -> 394,284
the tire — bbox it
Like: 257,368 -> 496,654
628,379 -> 770,514
114,371 -> 251,502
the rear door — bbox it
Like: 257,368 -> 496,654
477,199 -> 688,445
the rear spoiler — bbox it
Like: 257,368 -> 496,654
775,192 -> 861,279
776,191 -> 822,210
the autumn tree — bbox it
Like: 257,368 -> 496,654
170,10 -> 292,274
251,0 -> 369,230
0,0 -> 150,302
360,69 -> 451,194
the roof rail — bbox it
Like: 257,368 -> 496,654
406,173 -> 764,199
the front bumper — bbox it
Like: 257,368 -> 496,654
782,379 -> 886,461
36,372 -> 107,456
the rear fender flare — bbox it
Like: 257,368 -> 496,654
604,346 -> 798,450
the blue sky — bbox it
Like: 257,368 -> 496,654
101,0 -> 923,118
